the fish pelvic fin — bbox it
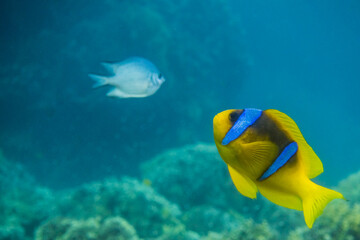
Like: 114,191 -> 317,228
88,74 -> 108,88
106,88 -> 149,98
228,165 -> 258,199
302,183 -> 345,228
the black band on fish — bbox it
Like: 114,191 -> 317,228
259,142 -> 298,181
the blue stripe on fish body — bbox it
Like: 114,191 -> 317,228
259,142 -> 298,181
222,108 -> 263,145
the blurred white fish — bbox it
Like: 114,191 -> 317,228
89,57 -> 165,98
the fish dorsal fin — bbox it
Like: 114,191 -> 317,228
265,109 -> 323,178
242,141 -> 279,177
101,62 -> 121,74
227,165 -> 258,199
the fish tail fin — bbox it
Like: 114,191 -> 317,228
302,183 -> 345,228
88,74 -> 108,88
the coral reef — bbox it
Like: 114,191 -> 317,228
140,143 -> 262,213
140,143 -> 232,210
2,144 -> 360,240
55,177 -> 182,239
337,170 -> 360,203
0,150 -> 54,240
140,142 -> 300,231
35,217 -> 139,240
222,220 -> 278,240
181,205 -> 243,235
155,224 -> 201,240
0,225 -> 25,240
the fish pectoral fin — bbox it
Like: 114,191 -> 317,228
228,165 -> 258,199
107,88 -> 129,98
302,183 -> 345,228
242,141 -> 278,174
265,109 -> 323,178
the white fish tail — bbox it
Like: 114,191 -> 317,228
88,74 -> 108,88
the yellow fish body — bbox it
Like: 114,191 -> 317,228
213,108 -> 344,228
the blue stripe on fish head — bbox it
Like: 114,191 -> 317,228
222,108 -> 263,145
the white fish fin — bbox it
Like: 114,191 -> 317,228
101,62 -> 120,74
88,74 -> 108,88
106,88 -> 149,98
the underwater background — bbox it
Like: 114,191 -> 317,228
1,0 -> 360,239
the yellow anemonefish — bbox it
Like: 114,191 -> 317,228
213,108 -> 345,228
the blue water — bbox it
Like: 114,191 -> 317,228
1,0 -> 360,239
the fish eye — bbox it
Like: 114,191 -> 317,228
158,73 -> 162,79
229,110 -> 241,123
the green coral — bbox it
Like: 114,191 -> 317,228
4,143 -> 360,240
35,217 -> 138,240
140,143 -> 243,210
288,201 -> 360,240
156,224 -> 200,240
56,177 -> 182,238
181,205 -> 243,235
35,218 -> 73,240
0,225 -> 25,240
221,220 -> 277,240
337,170 -> 360,203
0,150 -> 54,240
99,217 -> 138,240
140,143 -> 295,226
